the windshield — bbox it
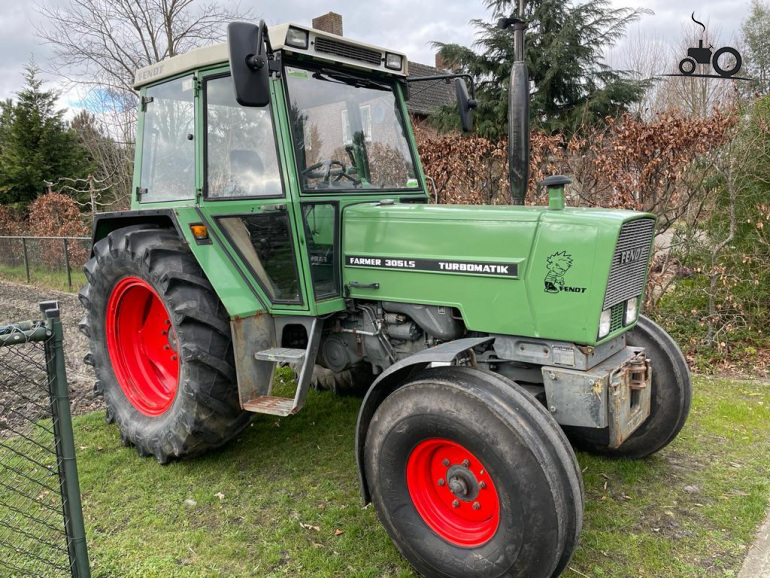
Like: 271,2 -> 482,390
284,65 -> 420,192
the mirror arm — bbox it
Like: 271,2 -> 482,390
407,74 -> 477,103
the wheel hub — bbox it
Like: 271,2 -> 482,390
446,464 -> 480,501
105,277 -> 180,417
406,438 -> 500,547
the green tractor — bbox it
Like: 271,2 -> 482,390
79,14 -> 691,578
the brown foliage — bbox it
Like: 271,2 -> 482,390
415,110 -> 736,218
25,193 -> 90,268
414,123 -> 562,205
0,206 -> 25,236
566,110 -> 737,226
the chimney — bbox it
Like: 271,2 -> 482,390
312,12 -> 343,36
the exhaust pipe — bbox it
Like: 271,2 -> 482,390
499,2 -> 529,206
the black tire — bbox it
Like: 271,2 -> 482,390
564,315 -> 692,459
712,46 -> 742,77
679,58 -> 696,75
365,366 -> 583,578
78,225 -> 252,463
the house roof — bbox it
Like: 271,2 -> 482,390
406,61 -> 457,117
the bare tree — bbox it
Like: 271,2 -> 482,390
37,0 -> 253,211
614,26 -> 671,120
38,0 -> 252,99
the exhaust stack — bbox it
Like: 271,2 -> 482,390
499,3 -> 529,206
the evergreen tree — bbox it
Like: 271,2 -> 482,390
431,0 -> 651,137
0,64 -> 92,205
742,0 -> 770,95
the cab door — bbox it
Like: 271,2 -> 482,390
196,70 -> 311,313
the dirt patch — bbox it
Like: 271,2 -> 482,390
0,279 -> 102,425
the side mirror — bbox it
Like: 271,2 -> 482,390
228,21 -> 271,107
455,78 -> 477,133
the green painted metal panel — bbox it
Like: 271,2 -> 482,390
341,203 -> 653,346
172,207 -> 265,318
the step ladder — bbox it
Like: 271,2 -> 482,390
242,319 -> 322,417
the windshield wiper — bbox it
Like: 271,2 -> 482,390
312,69 -> 390,91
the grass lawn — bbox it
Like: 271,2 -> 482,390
0,264 -> 86,293
71,373 -> 769,577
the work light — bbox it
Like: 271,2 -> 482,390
286,27 -> 309,49
385,52 -> 403,70
598,308 -> 612,339
624,297 -> 639,326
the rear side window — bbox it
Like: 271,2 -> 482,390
205,75 -> 282,199
139,76 -> 195,202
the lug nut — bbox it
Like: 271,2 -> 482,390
437,479 -> 445,487
442,458 -> 450,467
164,345 -> 170,350
479,481 -> 487,489
462,459 -> 470,467
165,319 -> 171,325
171,355 -> 177,361
161,330 -> 167,336
472,502 -> 481,510
452,500 -> 460,508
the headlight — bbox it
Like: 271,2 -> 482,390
624,297 -> 639,326
286,27 -> 309,49
385,52 -> 403,71
598,308 -> 612,339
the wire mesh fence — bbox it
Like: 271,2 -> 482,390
0,236 -> 90,291
0,302 -> 90,577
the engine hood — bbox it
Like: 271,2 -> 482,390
341,202 -> 655,346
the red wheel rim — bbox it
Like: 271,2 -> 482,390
406,438 -> 500,547
105,277 -> 180,417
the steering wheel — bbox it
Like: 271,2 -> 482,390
302,159 -> 361,186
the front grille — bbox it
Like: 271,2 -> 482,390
314,37 -> 382,66
610,302 -> 625,333
603,218 -> 655,310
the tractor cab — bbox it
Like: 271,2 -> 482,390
130,22 -> 425,320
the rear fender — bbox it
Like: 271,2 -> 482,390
91,210 -> 183,255
355,336 -> 493,504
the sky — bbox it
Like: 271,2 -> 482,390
0,0 -> 755,111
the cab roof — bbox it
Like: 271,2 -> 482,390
133,22 -> 408,89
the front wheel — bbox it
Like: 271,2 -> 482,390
564,315 -> 692,458
365,367 -> 583,578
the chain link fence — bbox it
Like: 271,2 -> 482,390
0,301 -> 90,577
0,236 -> 90,291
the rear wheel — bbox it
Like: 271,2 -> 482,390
564,315 -> 692,458
79,225 -> 252,462
365,366 -> 583,578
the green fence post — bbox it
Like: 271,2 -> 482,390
63,238 -> 72,291
41,302 -> 91,578
21,238 -> 30,283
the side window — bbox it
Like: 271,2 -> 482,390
140,76 -> 195,202
217,212 -> 301,304
302,203 -> 339,299
206,75 -> 282,198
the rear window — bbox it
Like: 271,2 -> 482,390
139,76 -> 195,202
